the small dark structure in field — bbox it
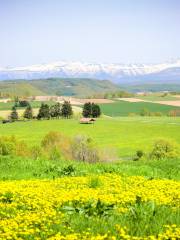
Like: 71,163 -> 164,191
80,118 -> 96,124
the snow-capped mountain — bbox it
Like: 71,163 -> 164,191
0,60 -> 180,83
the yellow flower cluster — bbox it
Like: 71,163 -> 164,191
0,174 -> 179,239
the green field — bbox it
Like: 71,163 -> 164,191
99,100 -> 180,116
0,117 -> 180,157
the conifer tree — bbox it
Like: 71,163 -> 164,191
61,101 -> 73,118
37,103 -> 50,120
10,106 -> 19,122
50,102 -> 61,118
23,104 -> 33,119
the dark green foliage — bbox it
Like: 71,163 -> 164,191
18,100 -> 30,107
50,102 -> 61,118
23,104 -> 33,119
10,106 -> 18,121
0,192 -> 14,203
37,103 -> 50,120
82,102 -> 101,118
61,165 -> 76,176
92,103 -> 101,118
61,199 -> 114,217
61,101 -> 73,118
82,102 -> 92,117
133,150 -> 144,161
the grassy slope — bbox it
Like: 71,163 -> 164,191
0,78 -> 120,97
0,81 -> 44,96
99,100 -> 180,116
0,117 -> 179,157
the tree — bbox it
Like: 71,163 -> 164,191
19,100 -> 30,107
82,102 -> 92,118
10,106 -> 18,122
23,104 -> 33,119
92,103 -> 101,118
37,103 -> 50,120
61,101 -> 73,118
82,102 -> 101,118
50,103 -> 61,119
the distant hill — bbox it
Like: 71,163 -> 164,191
0,78 -> 120,97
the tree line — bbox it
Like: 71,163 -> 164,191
8,101 -> 101,122
10,101 -> 73,121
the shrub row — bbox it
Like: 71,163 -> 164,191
0,133 -> 179,162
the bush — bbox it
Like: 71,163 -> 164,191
61,165 -> 76,176
48,146 -> 62,161
30,145 -> 43,160
150,139 -> 179,160
0,136 -> 15,155
71,135 -> 100,163
41,131 -> 72,160
0,136 -> 29,156
133,150 -> 144,161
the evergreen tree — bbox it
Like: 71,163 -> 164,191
37,103 -> 50,120
23,104 -> 33,119
50,103 -> 61,118
10,106 -> 18,122
82,102 -> 92,118
61,101 -> 73,118
92,103 -> 101,118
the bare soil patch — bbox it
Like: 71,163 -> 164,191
77,98 -> 114,104
117,98 -> 149,102
154,101 -> 180,107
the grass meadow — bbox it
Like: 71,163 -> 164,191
0,116 -> 180,239
0,117 -> 180,157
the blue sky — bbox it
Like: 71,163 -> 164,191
0,0 -> 180,67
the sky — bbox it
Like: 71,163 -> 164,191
0,0 -> 180,67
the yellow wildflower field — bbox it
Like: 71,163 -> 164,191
0,174 -> 179,239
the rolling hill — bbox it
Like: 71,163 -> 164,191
0,78 -> 120,97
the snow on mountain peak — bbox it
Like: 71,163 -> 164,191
0,59 -> 180,82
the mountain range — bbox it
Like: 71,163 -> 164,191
0,60 -> 180,84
